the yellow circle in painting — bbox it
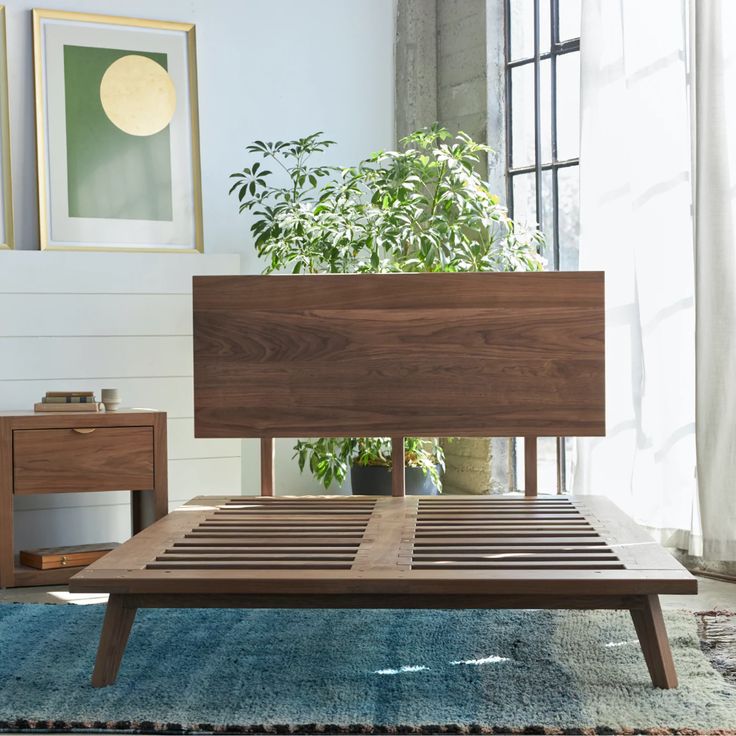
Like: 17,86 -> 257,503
99,54 -> 176,137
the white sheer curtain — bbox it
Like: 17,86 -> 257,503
574,0 -> 700,553
692,0 -> 736,561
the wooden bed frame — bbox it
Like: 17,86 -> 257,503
70,273 -> 696,689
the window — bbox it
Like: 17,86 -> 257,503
505,0 -> 581,268
504,0 -> 581,493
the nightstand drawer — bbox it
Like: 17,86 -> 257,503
13,426 -> 154,494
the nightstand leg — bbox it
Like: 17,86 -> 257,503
131,482 -> 168,535
131,490 -> 157,535
152,413 -> 168,519
0,494 -> 12,588
0,421 -> 13,588
92,594 -> 137,687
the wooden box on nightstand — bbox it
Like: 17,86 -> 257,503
0,409 -> 168,588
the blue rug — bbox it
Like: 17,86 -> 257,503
0,604 -> 734,734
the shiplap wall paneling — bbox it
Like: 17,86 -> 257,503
0,251 -> 242,551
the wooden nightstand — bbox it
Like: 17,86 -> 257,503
0,409 -> 168,588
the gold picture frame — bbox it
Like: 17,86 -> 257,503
0,6 -> 14,250
33,8 -> 203,253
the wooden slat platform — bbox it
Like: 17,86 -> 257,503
71,495 -> 695,595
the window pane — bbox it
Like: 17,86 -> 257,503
511,172 -> 538,228
541,169 -> 555,267
563,436 -> 575,492
511,62 -> 552,168
510,0 -> 551,59
540,58 -> 552,163
514,437 -> 558,494
510,0 -> 534,60
559,0 -> 581,41
558,165 -> 580,270
511,64 -> 535,167
556,52 -> 580,160
538,437 -> 558,492
539,0 -> 551,54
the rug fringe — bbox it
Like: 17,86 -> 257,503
3,721 -> 736,735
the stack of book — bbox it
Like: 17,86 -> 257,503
34,391 -> 102,413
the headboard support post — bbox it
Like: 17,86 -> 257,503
260,438 -> 275,496
391,436 -> 406,497
524,436 -> 538,497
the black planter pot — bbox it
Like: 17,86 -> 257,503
350,464 -> 439,496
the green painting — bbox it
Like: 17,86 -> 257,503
63,45 -> 174,221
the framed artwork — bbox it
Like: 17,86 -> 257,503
0,6 -> 13,250
33,9 -> 203,252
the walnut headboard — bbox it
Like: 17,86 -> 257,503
193,272 -> 604,494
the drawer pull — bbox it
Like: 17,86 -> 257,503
72,428 -> 96,435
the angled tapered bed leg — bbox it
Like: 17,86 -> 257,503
630,594 -> 678,688
91,594 -> 137,687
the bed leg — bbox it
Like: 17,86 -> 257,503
630,594 -> 678,689
91,594 -> 137,688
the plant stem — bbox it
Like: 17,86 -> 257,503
429,161 -> 446,218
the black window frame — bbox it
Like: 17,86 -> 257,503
504,0 -> 581,494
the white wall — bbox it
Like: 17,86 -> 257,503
2,0 -> 397,501
6,0 -> 396,261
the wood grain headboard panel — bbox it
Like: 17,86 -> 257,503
193,272 -> 605,438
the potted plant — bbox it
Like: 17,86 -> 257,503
293,437 -> 445,495
230,125 -> 544,493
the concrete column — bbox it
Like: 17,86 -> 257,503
437,0 -> 510,494
396,0 -> 513,494
486,0 -> 507,197
395,0 -> 438,141
441,438 -> 492,495
436,0 -> 487,146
